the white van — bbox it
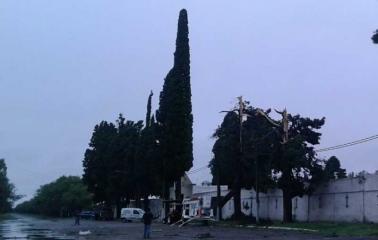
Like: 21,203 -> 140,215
120,208 -> 145,222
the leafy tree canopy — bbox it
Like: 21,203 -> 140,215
324,156 -> 347,180
0,159 -> 20,213
83,121 -> 117,204
372,30 -> 378,44
15,176 -> 92,217
209,103 -> 276,218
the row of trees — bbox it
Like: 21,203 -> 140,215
0,159 -> 20,213
209,101 -> 346,222
14,176 -> 92,217
82,114 -> 158,213
82,9 -> 193,216
15,8 -> 192,219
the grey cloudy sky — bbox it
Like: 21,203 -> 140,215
1,0 -> 378,200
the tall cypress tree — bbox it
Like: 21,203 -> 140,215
136,94 -> 162,209
157,9 -> 193,203
145,91 -> 153,128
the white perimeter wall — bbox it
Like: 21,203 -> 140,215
204,173 -> 378,222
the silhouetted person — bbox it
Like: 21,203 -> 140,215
142,208 -> 153,239
74,210 -> 80,226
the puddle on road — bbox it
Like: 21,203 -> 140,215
0,215 -> 74,240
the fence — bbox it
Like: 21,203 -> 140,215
220,173 -> 378,223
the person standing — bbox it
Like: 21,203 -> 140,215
74,209 -> 80,226
142,208 -> 153,239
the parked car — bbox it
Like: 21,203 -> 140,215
120,208 -> 145,222
94,207 -> 114,221
79,210 -> 96,220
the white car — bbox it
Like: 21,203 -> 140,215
120,208 -> 145,222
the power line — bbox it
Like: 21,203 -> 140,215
315,134 -> 378,153
187,134 -> 378,174
187,166 -> 208,175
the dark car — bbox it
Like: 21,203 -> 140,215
79,210 -> 96,220
94,207 -> 113,221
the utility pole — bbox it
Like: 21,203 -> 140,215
219,96 -> 246,220
255,153 -> 260,224
237,96 -> 244,155
235,96 -> 245,220
276,109 -> 289,144
237,97 -> 262,224
254,108 -> 289,224
256,108 -> 289,144
216,165 -> 222,221
218,99 -> 290,223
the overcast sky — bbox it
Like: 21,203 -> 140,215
1,0 -> 378,200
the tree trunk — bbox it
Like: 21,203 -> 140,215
116,198 -> 121,218
219,189 -> 235,208
255,156 -> 260,224
256,190 -> 260,224
143,195 -> 150,210
283,189 -> 293,223
233,186 -> 242,219
216,174 -> 222,220
163,181 -> 170,223
175,178 -> 182,213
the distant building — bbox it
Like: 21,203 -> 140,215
160,174 -> 195,221
169,173 -> 194,200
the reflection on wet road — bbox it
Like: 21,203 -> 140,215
0,214 -> 74,239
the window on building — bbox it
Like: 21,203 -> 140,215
295,198 -> 298,209
345,195 -> 349,208
275,199 -> 278,209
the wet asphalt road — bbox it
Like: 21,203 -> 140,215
1,214 -> 378,240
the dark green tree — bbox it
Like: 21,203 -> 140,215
209,112 -> 242,218
110,115 -> 143,213
83,121 -> 117,204
135,117 -> 162,209
83,114 -> 145,216
324,156 -> 347,180
271,114 -> 325,222
83,114 -> 145,212
372,30 -> 378,43
145,91 -> 153,128
210,111 -> 240,182
0,159 -> 19,213
209,104 -> 275,219
156,9 -> 193,203
134,92 -> 163,209
15,176 -> 92,217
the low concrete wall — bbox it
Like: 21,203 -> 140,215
214,173 -> 378,222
